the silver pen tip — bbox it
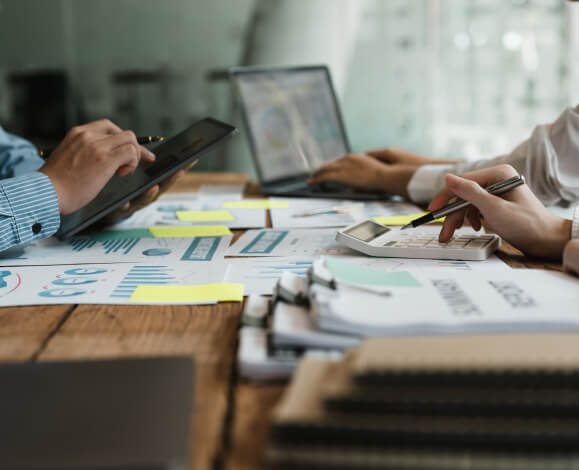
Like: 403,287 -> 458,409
400,223 -> 412,230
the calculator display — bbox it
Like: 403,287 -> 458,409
344,222 -> 390,242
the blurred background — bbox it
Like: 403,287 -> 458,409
0,0 -> 577,176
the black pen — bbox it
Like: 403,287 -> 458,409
38,135 -> 164,159
401,175 -> 526,230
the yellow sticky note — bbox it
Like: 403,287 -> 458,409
149,225 -> 232,237
373,213 -> 445,226
176,210 -> 235,222
223,200 -> 289,209
130,283 -> 244,303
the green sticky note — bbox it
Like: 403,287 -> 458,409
324,257 -> 422,287
176,210 -> 235,222
130,283 -> 244,303
149,225 -> 232,237
373,213 -> 445,226
89,229 -> 153,240
223,200 -> 289,209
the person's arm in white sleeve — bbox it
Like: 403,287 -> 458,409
563,205 -> 579,275
408,105 -> 579,205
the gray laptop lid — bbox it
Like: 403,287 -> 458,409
231,65 -> 351,186
0,357 -> 193,470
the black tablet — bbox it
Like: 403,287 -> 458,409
56,117 -> 237,239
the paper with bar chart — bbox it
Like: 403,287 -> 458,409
0,235 -> 231,266
0,262 -> 227,306
225,258 -> 314,295
225,228 -> 357,258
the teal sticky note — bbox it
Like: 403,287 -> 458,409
324,257 -> 422,287
89,229 -> 154,240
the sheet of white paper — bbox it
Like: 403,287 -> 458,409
311,268 -> 579,337
340,253 -> 511,272
226,228 -> 355,258
0,262 -> 227,306
226,225 -> 490,259
270,197 -> 422,229
0,235 -> 231,266
224,252 -> 509,296
225,257 -> 314,295
116,196 -> 265,229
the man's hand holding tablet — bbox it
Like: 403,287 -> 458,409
52,117 -> 237,239
40,119 -> 157,215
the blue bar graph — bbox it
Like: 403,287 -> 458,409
70,239 -> 97,252
69,237 -> 140,255
253,260 -> 312,280
102,238 -> 140,255
110,265 -> 176,299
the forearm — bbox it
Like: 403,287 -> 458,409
456,106 -> 579,206
563,206 -> 579,275
0,172 -> 60,252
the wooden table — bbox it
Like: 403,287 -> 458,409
0,172 -> 562,470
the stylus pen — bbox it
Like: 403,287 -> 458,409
38,135 -> 164,159
400,175 -> 526,230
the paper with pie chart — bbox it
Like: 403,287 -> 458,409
0,262 -> 228,306
0,235 -> 231,266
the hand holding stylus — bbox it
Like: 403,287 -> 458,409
427,164 -> 571,259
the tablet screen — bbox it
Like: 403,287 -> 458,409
57,118 -> 237,239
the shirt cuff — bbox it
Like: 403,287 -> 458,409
406,164 -> 455,204
0,172 -> 60,246
572,205 -> 579,240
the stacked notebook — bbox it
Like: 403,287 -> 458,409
265,335 -> 579,469
238,256 -> 579,381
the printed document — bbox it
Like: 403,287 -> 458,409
0,262 -> 227,306
0,235 -> 231,266
310,268 -> 579,337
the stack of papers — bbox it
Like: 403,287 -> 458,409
238,255 -> 579,380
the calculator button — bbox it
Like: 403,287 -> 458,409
465,239 -> 489,248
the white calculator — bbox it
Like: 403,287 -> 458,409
336,219 -> 500,261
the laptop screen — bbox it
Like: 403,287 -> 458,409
232,66 -> 350,184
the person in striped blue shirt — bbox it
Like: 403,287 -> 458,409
0,119 -> 176,252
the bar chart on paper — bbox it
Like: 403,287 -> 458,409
70,238 -> 141,255
225,258 -> 313,295
226,229 -> 356,258
110,265 -> 176,299
0,235 -> 232,267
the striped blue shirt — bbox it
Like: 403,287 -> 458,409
0,127 -> 60,251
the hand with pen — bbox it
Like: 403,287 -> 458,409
38,119 -> 191,222
429,164 -> 572,259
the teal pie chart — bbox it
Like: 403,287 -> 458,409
142,248 -> 172,256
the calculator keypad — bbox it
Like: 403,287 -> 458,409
384,234 -> 495,249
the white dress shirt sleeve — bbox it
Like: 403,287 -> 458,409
406,105 -> 579,206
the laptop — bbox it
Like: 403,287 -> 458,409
0,357 -> 193,470
230,65 -> 392,200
